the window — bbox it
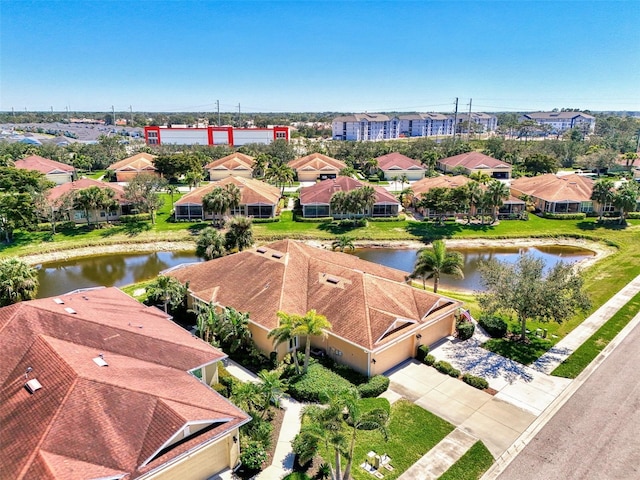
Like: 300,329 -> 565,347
288,336 -> 298,351
276,131 -> 286,139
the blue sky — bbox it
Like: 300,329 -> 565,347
1,1 -> 639,113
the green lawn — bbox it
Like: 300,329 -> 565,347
484,336 -> 553,365
552,291 -> 640,378
439,441 -> 494,480
321,399 -> 454,480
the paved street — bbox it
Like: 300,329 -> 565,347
493,311 -> 640,480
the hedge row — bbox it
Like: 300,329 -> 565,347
357,375 -> 390,398
294,216 -> 334,223
251,216 -> 280,224
119,213 -> 151,223
434,360 -> 460,378
368,215 -> 407,222
478,315 -> 508,338
288,363 -> 354,402
627,212 -> 640,219
542,212 -> 587,220
462,373 -> 489,390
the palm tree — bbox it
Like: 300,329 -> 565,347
195,303 -> 223,345
613,182 -> 640,225
225,216 -> 254,251
195,227 -> 226,260
266,163 -> 295,196
398,187 -> 414,208
202,186 -> 228,226
486,180 -> 511,223
225,183 -> 242,215
0,258 -> 39,307
331,235 -> 355,252
164,183 -> 179,204
219,307 -> 252,353
253,153 -> 271,178
268,311 -> 302,374
145,275 -> 186,313
358,186 -> 377,217
73,186 -> 105,226
294,309 -> 332,373
257,369 -> 286,417
465,181 -> 483,223
330,190 -> 348,218
410,239 -> 464,293
591,178 -> 615,221
231,381 -> 262,414
399,173 -> 409,191
184,169 -> 204,190
469,171 -> 492,185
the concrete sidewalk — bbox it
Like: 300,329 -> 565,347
532,272 -> 640,373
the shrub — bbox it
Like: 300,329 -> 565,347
295,216 -> 334,223
119,213 -> 151,223
217,364 -> 236,390
462,373 -> 489,390
479,315 -> 508,338
357,375 -> 390,398
251,216 -> 280,223
211,382 -> 229,397
367,176 -> 380,183
240,440 -> 268,470
424,354 -> 436,366
627,212 -> 640,219
288,363 -> 354,402
368,215 -> 406,222
542,212 -> 586,220
416,344 -> 430,362
434,360 -> 460,378
456,320 -> 475,340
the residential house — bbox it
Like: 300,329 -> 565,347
174,176 -> 281,221
375,152 -> 426,181
107,152 -> 158,182
397,113 -> 454,137
47,178 -> 133,223
205,153 -> 255,181
14,155 -> 76,185
299,176 -> 400,218
519,112 -> 596,135
288,153 -> 347,182
167,240 -> 462,377
0,287 -> 250,480
411,175 -> 524,218
437,152 -> 512,179
510,173 -> 595,213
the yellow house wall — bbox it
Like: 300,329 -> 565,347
209,169 -> 252,181
46,172 -> 74,185
370,334 -> 416,376
382,169 -> 425,181
142,429 -> 239,480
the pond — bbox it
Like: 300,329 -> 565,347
352,245 -> 595,292
35,244 -> 595,298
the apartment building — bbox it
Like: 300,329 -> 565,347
519,112 -> 596,134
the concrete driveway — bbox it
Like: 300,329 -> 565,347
386,360 -> 536,457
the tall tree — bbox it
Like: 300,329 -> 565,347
72,186 -> 116,226
219,307 -> 253,353
590,178 -> 615,221
410,239 -> 464,293
612,182 -> 640,225
295,309 -> 332,373
464,181 -> 483,223
257,369 -> 286,417
225,216 -> 254,251
0,258 -> 39,306
195,227 -> 226,260
358,186 -> 377,216
123,173 -> 166,224
469,171 -> 492,185
202,186 -> 229,226
0,192 -> 38,243
268,311 -> 303,374
195,303 -> 223,345
486,180 -> 511,223
145,275 -> 186,313
478,253 -> 591,342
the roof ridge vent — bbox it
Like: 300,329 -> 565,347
64,307 -> 77,314
93,353 -> 109,367
53,298 -> 64,304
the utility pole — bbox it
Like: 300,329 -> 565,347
453,97 -> 459,143
216,100 -> 220,126
11,107 -> 14,117
467,98 -> 472,141
129,105 -> 133,125
112,105 -> 115,126
237,103 -> 241,126
65,106 -> 69,120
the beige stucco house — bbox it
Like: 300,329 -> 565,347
205,153 -> 256,180
289,153 -> 347,182
376,152 -> 426,181
510,173 -> 595,213
437,152 -> 512,179
0,287 -> 250,480
167,240 -> 462,377
14,155 -> 76,184
107,152 -> 158,182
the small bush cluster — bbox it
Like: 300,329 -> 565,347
288,363 -> 354,402
416,344 -> 430,362
434,360 -> 460,378
357,375 -> 390,398
119,213 -> 151,223
424,354 -> 436,366
542,212 -> 586,220
462,373 -> 489,390
251,216 -> 280,224
627,212 -> 640,219
479,315 -> 508,338
295,216 -> 334,223
368,215 -> 406,222
456,320 -> 475,340
240,439 -> 269,470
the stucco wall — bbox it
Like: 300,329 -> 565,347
209,169 -> 252,181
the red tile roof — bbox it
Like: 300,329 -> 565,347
289,153 -> 346,172
376,152 -> 424,171
438,152 -> 511,170
299,176 -> 399,206
205,153 -> 255,171
46,178 -> 128,203
108,152 -> 157,172
411,175 -> 471,196
511,173 -> 594,202
14,155 -> 75,174
0,287 -> 247,480
167,240 -> 461,351
175,177 -> 281,206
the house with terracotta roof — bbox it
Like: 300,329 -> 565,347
288,153 -> 347,182
299,176 -> 400,218
107,152 -> 158,182
47,178 -> 133,223
205,153 -> 255,181
14,155 -> 76,185
0,287 -> 250,480
167,240 -> 462,377
375,152 -> 426,181
510,173 -> 595,213
437,152 -> 512,179
174,176 -> 281,221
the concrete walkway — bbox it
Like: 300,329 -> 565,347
398,428 -> 478,480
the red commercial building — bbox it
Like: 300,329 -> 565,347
144,125 -> 289,146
